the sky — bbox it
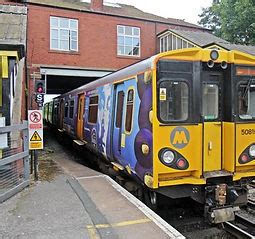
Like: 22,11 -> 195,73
108,0 -> 213,24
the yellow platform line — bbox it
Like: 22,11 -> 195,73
87,227 -> 100,239
86,218 -> 151,238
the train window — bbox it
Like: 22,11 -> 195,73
202,84 -> 219,120
158,81 -> 188,122
125,89 -> 134,132
69,100 -> 74,119
88,96 -> 98,124
64,102 -> 69,118
116,91 -> 124,128
54,103 -> 59,120
238,80 -> 255,119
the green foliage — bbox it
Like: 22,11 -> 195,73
198,0 -> 255,45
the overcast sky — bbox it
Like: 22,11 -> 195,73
108,0 -> 213,24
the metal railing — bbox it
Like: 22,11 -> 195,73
0,121 -> 29,203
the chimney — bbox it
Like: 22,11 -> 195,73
90,0 -> 103,11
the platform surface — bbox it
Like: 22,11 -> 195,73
57,153 -> 184,239
0,131 -> 184,239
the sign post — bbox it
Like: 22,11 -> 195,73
28,110 -> 43,181
28,110 -> 43,150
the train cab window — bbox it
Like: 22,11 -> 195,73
69,100 -> 74,119
88,96 -> 98,124
238,80 -> 255,119
64,102 -> 69,118
125,89 -> 134,132
158,81 -> 188,122
202,84 -> 219,120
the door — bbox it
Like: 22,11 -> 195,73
112,84 -> 125,161
76,94 -> 85,140
202,73 -> 223,172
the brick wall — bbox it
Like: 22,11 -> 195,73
26,4 -> 205,109
27,5 -> 204,72
26,5 -> 162,72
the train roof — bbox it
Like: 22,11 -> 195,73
53,47 -> 255,101
55,54 -> 157,99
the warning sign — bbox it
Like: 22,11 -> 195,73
29,111 -> 41,123
30,141 -> 43,149
160,88 -> 166,101
30,131 -> 42,141
28,110 -> 43,150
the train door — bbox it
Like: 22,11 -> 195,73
112,83 -> 125,161
202,72 -> 223,172
76,94 -> 85,140
59,99 -> 64,129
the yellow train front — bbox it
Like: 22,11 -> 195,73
149,48 -> 255,223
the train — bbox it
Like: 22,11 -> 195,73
44,48 -> 255,223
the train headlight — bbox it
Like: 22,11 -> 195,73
161,149 -> 175,164
249,145 -> 255,157
210,50 -> 219,60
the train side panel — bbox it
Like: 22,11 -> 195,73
97,84 -> 114,157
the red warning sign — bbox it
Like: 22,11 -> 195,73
28,110 -> 43,150
29,111 -> 42,123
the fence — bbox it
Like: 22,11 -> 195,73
0,121 -> 29,203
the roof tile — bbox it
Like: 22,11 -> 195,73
26,0 -> 205,30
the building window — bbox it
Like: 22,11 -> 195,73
88,96 -> 98,124
159,33 -> 196,53
69,100 -> 74,119
117,25 -> 140,57
50,16 -> 78,51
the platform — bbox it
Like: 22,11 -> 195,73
56,154 -> 184,239
0,130 -> 184,239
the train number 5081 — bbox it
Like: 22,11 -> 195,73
241,129 -> 255,135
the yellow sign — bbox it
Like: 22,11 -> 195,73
160,88 -> 166,101
29,142 -> 43,149
30,131 -> 42,141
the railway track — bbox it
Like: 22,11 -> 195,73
223,198 -> 255,239
223,220 -> 255,239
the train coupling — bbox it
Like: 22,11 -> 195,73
205,183 -> 242,223
208,206 -> 239,224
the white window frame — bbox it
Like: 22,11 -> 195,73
50,16 -> 78,52
159,33 -> 196,53
117,25 -> 140,57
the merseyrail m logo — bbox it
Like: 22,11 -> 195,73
170,127 -> 190,149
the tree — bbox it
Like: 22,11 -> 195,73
198,0 -> 255,45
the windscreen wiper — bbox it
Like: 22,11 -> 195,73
242,78 -> 255,99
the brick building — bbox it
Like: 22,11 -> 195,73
24,0 -> 209,103
2,0 -> 210,109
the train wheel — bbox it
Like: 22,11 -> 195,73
144,189 -> 158,211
